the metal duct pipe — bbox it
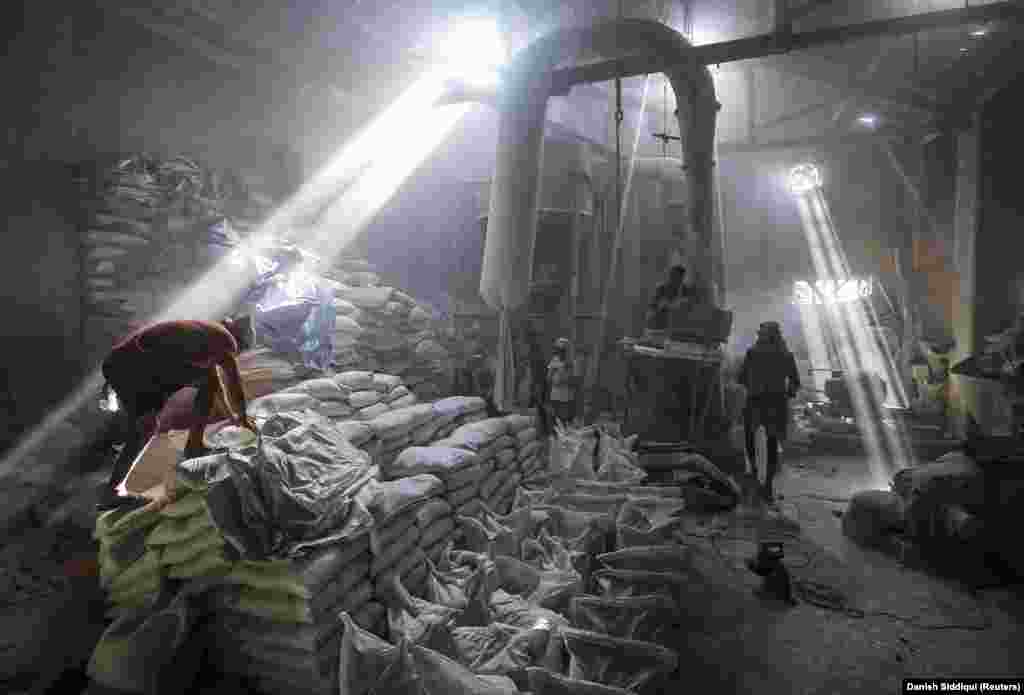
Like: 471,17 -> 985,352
479,18 -> 720,312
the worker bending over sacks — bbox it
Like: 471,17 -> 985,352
97,317 -> 258,510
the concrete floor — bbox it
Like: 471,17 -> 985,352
686,453 -> 1024,695
2,456 -> 1022,694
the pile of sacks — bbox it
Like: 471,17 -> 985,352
247,370 -> 420,424
208,534 -> 381,694
363,394 -> 490,470
381,412 -> 542,523
78,153 -> 273,361
90,405 -> 726,695
88,380 -> 559,695
95,500 -> 167,620
361,473 -> 457,602
327,431 -> 691,695
331,279 -> 452,403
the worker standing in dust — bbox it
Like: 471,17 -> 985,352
548,338 -> 576,426
737,321 -> 801,503
95,317 -> 259,510
644,263 -> 694,333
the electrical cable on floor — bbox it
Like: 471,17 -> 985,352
677,529 -> 994,631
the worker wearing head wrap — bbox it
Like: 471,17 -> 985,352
97,317 -> 258,510
548,338 -> 575,426
737,321 -> 801,502
646,264 -> 694,331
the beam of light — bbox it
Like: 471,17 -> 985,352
810,193 -> 908,417
1,47 -> 481,479
439,18 -> 506,89
796,191 -> 913,491
796,301 -> 834,399
304,71 -> 471,260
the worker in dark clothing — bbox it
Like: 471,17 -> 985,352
472,353 -> 501,418
97,317 -> 258,510
737,321 -> 801,502
645,264 -> 694,331
522,329 -> 550,435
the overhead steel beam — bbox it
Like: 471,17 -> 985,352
550,2 -> 1024,92
758,100 -> 830,128
717,129 -> 922,155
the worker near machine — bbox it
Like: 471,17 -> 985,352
97,317 -> 258,510
645,263 -> 693,331
521,328 -> 550,434
737,321 -> 801,502
548,338 -> 575,425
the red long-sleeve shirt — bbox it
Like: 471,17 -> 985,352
111,320 -> 239,367
103,320 -> 253,449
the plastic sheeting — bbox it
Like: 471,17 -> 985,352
569,594 -> 676,643
253,270 -> 335,371
179,411 -> 376,560
337,613 -> 518,695
562,628 -> 677,693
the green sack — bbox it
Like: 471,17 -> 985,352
109,574 -> 162,607
95,501 -> 164,541
225,560 -> 305,598
161,526 -> 225,567
107,548 -> 162,593
166,545 -> 231,580
234,580 -> 371,625
236,588 -> 316,624
225,537 -> 371,599
105,594 -> 158,621
90,579 -> 214,694
146,510 -> 214,547
99,536 -> 149,584
159,492 -> 206,519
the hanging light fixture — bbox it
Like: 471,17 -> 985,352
788,163 -> 822,195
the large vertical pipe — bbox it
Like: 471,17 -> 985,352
480,69 -> 553,311
480,19 -> 721,408
481,18 -> 720,313
668,68 -> 720,302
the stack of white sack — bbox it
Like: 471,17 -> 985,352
357,473 -> 446,601
380,446 -> 484,536
431,396 -> 489,440
206,533 -> 380,695
433,417 -> 515,518
364,402 -> 439,469
247,371 -> 418,425
476,414 -> 534,515
329,276 -> 452,401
